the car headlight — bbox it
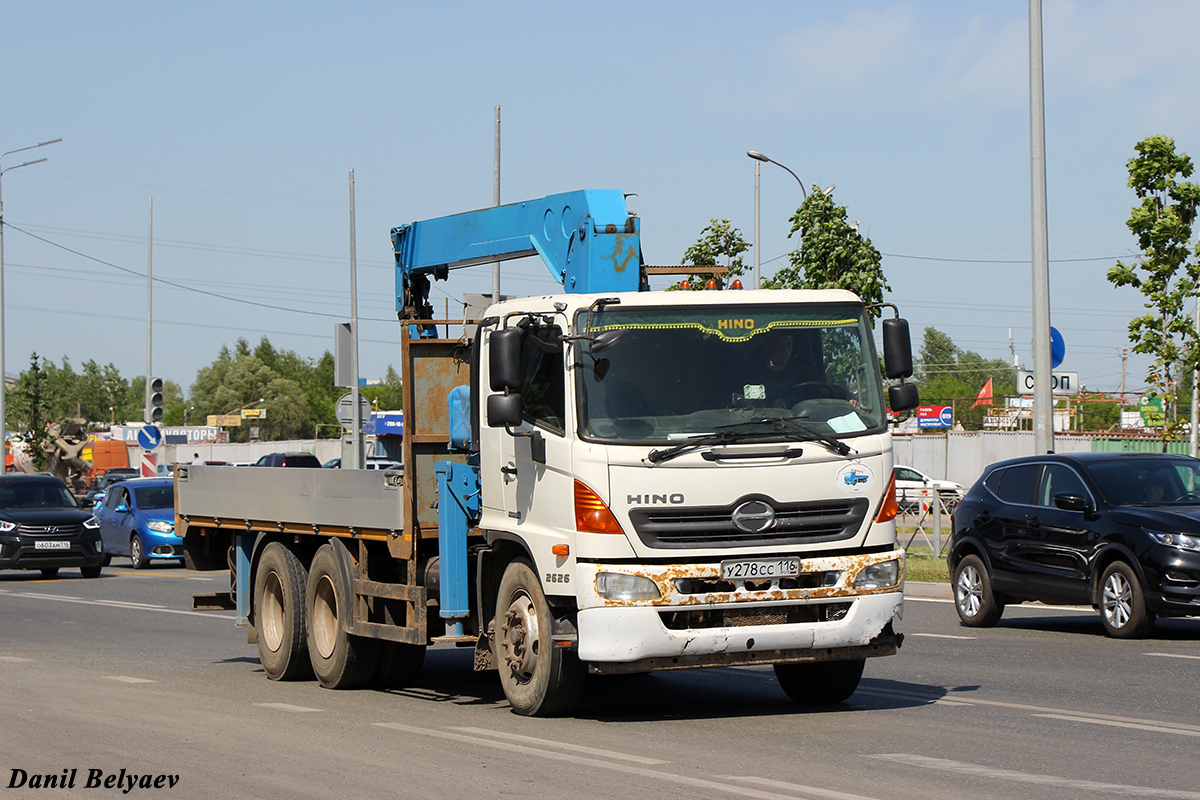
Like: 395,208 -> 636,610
596,572 -> 661,601
83,516 -> 100,530
0,520 -> 16,533
146,520 -> 174,534
1147,529 -> 1200,553
854,558 -> 902,590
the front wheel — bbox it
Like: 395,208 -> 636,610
774,659 -> 865,704
80,565 -> 102,579
1099,561 -> 1156,638
40,567 -> 59,578
953,554 -> 1004,627
130,534 -> 149,569
494,559 -> 584,717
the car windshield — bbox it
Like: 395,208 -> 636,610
575,303 -> 885,444
133,485 -> 175,510
0,481 -> 79,509
1085,458 -> 1200,505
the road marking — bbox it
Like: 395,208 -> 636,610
1033,713 -> 1200,738
254,703 -> 321,713
377,723 -> 855,800
0,588 -> 233,620
104,676 -> 154,684
0,656 -> 34,663
871,753 -> 1200,799
1146,651 -> 1200,661
719,776 -> 880,800
910,632 -> 976,640
449,727 -> 668,765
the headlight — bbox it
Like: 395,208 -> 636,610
83,516 -> 100,530
146,520 -> 174,534
0,520 -> 16,533
1147,529 -> 1200,553
854,558 -> 901,590
596,572 -> 661,601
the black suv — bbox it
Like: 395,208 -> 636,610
0,474 -> 105,578
253,452 -> 321,468
949,452 -> 1200,638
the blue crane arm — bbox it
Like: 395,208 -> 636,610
392,189 -> 645,319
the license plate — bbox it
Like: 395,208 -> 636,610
720,558 -> 799,580
34,540 -> 70,550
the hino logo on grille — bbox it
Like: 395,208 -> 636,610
627,494 -> 685,505
731,500 -> 776,533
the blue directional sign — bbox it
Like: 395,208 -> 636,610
1050,326 -> 1065,369
137,425 -> 162,450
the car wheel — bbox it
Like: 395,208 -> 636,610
40,567 -> 59,578
100,554 -> 112,567
1099,561 -> 1156,639
129,534 -> 149,569
774,659 -> 865,704
953,554 -> 1004,627
80,565 -> 102,579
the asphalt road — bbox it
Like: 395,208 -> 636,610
2,565 -> 1199,800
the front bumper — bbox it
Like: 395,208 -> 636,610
0,532 -> 105,571
1144,546 -> 1200,615
575,550 -> 904,670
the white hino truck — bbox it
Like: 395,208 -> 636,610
177,189 -> 921,716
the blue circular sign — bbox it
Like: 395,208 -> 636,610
939,406 -> 954,426
137,425 -> 162,450
1050,326 -> 1065,369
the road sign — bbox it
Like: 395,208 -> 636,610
1139,396 -> 1165,427
1050,327 -> 1065,369
140,452 -> 157,478
336,393 -> 372,428
136,425 -> 162,450
1018,370 -> 1080,396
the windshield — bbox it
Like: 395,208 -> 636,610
575,303 -> 885,444
133,485 -> 175,510
0,481 -> 80,510
1085,458 -> 1200,505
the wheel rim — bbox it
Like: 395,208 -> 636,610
956,564 -> 983,618
499,590 -> 541,683
312,575 -> 339,659
1102,571 -> 1133,629
131,536 -> 143,564
261,571 -> 286,652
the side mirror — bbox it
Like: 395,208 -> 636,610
889,382 -> 920,412
589,330 -> 627,355
116,503 -> 130,513
882,317 -> 914,379
1053,493 -> 1091,513
489,328 -> 522,392
486,393 -> 522,428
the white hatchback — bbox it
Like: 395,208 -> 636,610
894,466 -> 964,513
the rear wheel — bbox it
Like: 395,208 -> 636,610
774,659 -> 865,704
129,534 -> 149,569
494,559 -> 584,717
305,544 -> 379,689
254,542 -> 312,681
953,554 -> 1004,627
1099,561 -> 1156,639
40,567 -> 59,578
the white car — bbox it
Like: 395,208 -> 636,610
894,466 -> 964,512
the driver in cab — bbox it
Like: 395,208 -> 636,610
746,330 -> 822,408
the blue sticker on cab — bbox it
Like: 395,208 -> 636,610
837,463 -> 874,494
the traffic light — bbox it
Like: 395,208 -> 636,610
145,377 -> 164,424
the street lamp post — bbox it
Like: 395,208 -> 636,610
0,138 -> 61,448
747,150 -> 807,290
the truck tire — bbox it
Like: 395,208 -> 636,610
374,640 -> 427,688
773,658 -> 865,705
305,544 -> 379,689
254,542 -> 312,681
493,559 -> 584,717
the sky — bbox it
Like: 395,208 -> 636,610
3,0 -> 1198,399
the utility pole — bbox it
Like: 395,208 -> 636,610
1121,345 -> 1128,430
492,105 -> 501,303
144,199 -> 153,421
1029,0 -> 1054,454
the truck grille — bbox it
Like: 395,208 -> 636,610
628,497 -> 869,549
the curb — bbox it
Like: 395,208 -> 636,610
904,581 -> 952,599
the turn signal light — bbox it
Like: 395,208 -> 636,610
552,544 -> 570,556
876,471 -> 899,523
574,480 -> 624,534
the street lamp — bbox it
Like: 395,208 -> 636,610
184,405 -> 195,426
225,398 -> 265,416
0,138 -> 62,446
747,150 -> 809,290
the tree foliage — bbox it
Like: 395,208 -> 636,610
1106,135 -> 1200,429
675,219 -> 749,290
762,188 -> 890,317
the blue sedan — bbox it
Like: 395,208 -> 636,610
96,478 -> 181,569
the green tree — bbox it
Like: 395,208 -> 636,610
763,189 -> 890,317
674,219 -> 750,290
1107,135 -> 1200,433
915,328 -> 1016,430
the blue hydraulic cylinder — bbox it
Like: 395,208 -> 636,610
392,190 -> 646,321
435,460 -> 481,636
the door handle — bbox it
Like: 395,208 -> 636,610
500,465 -> 518,477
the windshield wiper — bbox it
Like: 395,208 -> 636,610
716,416 -> 853,457
646,430 -> 779,464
